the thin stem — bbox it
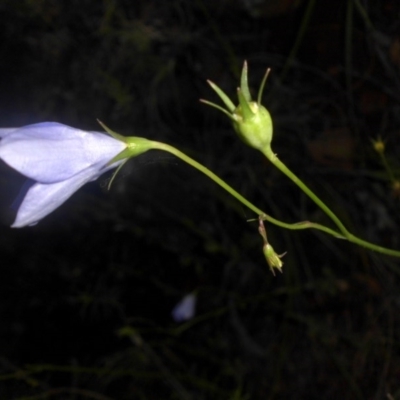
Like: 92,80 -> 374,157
378,152 -> 396,183
263,146 -> 349,235
346,232 -> 400,257
262,146 -> 400,257
353,0 -> 374,32
279,0 -> 317,82
149,141 -> 345,238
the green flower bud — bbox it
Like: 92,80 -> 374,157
262,243 -> 285,276
232,98 -> 273,150
201,61 -> 273,152
258,215 -> 286,276
371,137 -> 385,154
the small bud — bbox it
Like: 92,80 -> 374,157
202,61 -> 273,152
258,215 -> 286,275
262,243 -> 286,276
232,97 -> 273,150
371,137 -> 385,154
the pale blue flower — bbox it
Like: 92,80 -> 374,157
0,122 -> 126,227
172,293 -> 196,322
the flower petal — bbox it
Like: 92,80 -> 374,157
0,128 -> 18,138
11,161 -> 121,228
10,178 -> 36,212
172,293 -> 196,322
0,122 -> 126,183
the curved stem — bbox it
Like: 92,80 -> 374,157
346,232 -> 400,257
262,146 -> 400,257
378,151 -> 396,183
279,0 -> 317,82
263,146 -> 349,236
149,141 -> 345,238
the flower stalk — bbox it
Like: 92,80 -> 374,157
202,61 -> 400,258
2,62 -> 400,261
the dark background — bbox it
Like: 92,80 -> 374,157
1,0 -> 400,399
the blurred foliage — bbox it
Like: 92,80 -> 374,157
1,0 -> 400,399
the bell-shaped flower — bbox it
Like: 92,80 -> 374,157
171,293 -> 197,322
0,122 -> 128,228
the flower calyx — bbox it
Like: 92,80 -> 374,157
97,120 -> 155,189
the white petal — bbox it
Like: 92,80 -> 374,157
0,122 -> 126,183
172,294 -> 196,322
11,161 -> 120,228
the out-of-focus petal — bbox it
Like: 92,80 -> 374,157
0,122 -> 126,183
172,293 -> 196,322
11,161 -> 121,228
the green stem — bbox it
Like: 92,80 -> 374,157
263,146 -> 349,235
262,146 -> 400,257
280,0 -> 317,82
353,0 -> 374,32
149,141 -> 345,239
379,152 -> 396,183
